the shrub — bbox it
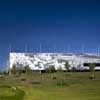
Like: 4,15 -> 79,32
52,76 -> 57,80
56,79 -> 69,87
20,78 -> 26,81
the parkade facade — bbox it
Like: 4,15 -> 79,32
9,52 -> 100,70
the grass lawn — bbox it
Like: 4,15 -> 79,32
0,72 -> 100,100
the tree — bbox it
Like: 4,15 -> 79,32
49,65 -> 55,73
45,65 -> 56,80
11,64 -> 17,75
89,63 -> 96,79
57,66 -> 64,80
24,65 -> 31,75
65,62 -> 70,72
57,66 -> 63,72
71,67 -> 77,72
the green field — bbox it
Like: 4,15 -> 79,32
0,72 -> 100,100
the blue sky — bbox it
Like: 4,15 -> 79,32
0,0 -> 100,69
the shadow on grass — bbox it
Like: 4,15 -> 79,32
56,79 -> 81,87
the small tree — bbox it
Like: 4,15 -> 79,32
24,65 -> 31,75
65,62 -> 70,72
57,66 -> 63,73
11,64 -> 17,75
71,67 -> 77,72
49,66 -> 56,73
45,65 -> 56,80
89,63 -> 96,80
57,66 -> 64,79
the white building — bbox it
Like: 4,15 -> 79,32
9,52 -> 100,70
